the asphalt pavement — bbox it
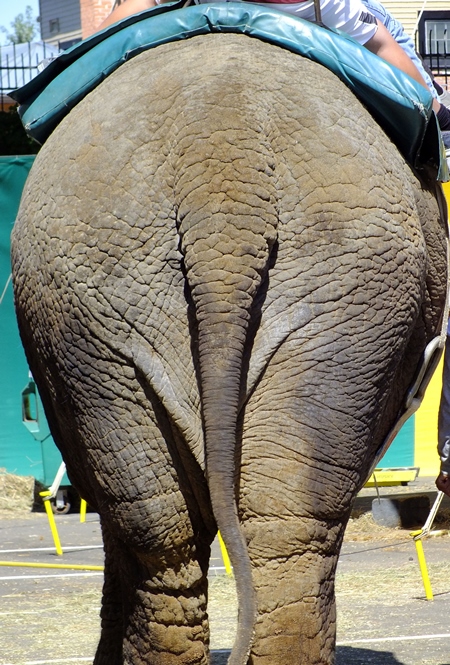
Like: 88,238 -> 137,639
1,481 -> 450,664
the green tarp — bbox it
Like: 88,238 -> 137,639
380,416 -> 414,468
0,156 -> 66,484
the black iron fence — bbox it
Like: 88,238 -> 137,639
0,41 -> 60,111
422,52 -> 450,89
417,27 -> 450,90
420,42 -> 450,90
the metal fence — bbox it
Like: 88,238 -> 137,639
422,51 -> 450,89
0,41 -> 60,111
417,28 -> 450,90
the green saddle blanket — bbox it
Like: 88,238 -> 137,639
10,1 -> 446,179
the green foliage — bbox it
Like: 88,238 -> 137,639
1,6 -> 38,45
0,106 -> 40,155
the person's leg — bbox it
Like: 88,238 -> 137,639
361,0 -> 438,98
364,21 -> 441,114
97,0 -> 157,31
315,0 -> 440,112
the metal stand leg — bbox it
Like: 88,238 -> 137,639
218,531 -> 233,576
410,491 -> 445,601
40,489 -> 63,556
80,499 -> 87,523
39,461 -> 67,555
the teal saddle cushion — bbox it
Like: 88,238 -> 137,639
10,1 -> 446,178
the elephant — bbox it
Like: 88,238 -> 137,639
11,31 -> 448,665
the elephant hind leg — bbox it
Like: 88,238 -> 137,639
29,338 -> 214,663
95,520 -> 211,665
94,520 -> 125,665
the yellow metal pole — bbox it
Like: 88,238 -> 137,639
0,561 -> 103,570
80,498 -> 87,523
39,490 -> 63,556
411,530 -> 434,601
218,531 -> 233,576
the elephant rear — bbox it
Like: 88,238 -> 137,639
11,33 -> 447,665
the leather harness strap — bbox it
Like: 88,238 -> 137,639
313,0 -> 322,24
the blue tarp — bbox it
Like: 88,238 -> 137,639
10,2 -> 446,178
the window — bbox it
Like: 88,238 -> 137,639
418,12 -> 450,55
424,19 -> 450,55
49,18 -> 60,34
418,10 -> 450,76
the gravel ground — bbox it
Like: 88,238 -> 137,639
1,487 -> 450,664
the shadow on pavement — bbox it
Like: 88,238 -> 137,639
212,647 -> 408,664
336,646 -> 406,664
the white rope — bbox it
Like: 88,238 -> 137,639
0,273 -> 12,306
410,0 -> 429,41
421,490 -> 444,534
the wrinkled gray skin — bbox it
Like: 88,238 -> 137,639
11,33 -> 447,665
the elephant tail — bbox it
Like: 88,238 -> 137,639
176,184 -> 278,664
